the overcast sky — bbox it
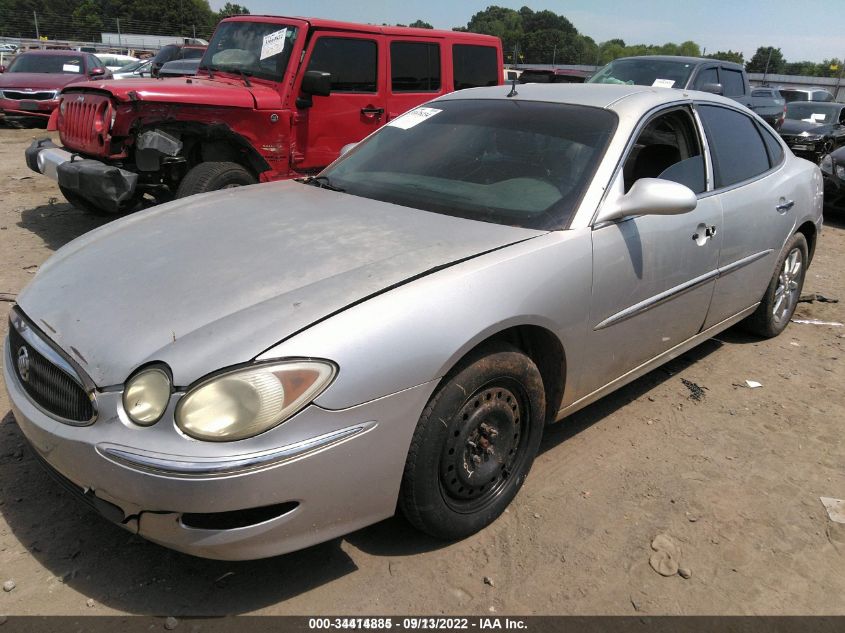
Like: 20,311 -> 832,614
208,0 -> 843,63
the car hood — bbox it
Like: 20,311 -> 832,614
0,72 -> 83,90
61,74 -> 281,109
780,118 -> 833,135
17,181 -> 543,388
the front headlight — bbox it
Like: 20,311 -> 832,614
59,98 -> 66,115
175,361 -> 336,442
799,132 -> 824,142
821,154 -> 833,174
123,366 -> 172,426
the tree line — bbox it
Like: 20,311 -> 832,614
1,0 -> 840,78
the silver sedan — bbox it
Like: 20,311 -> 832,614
3,84 -> 823,560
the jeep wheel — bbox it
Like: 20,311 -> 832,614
176,162 -> 257,199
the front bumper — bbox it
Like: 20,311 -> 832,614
0,96 -> 58,119
3,335 -> 435,560
26,138 -> 138,213
822,170 -> 845,210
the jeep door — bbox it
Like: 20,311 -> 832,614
295,33 -> 387,171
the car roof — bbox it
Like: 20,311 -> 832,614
436,83 -> 739,113
16,49 -> 86,56
613,55 -> 743,70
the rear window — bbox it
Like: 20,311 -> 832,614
698,105 -> 771,188
720,69 -> 745,97
452,44 -> 498,90
390,41 -> 440,92
182,48 -> 205,60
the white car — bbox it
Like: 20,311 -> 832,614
95,53 -> 139,72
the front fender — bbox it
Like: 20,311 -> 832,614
257,229 -> 594,410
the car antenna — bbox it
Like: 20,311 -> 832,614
506,77 -> 518,98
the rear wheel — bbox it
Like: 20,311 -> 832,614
399,343 -> 546,540
175,162 -> 256,199
744,232 -> 808,338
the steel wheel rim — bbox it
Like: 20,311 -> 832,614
439,378 -> 532,514
772,247 -> 803,325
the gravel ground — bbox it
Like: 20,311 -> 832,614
0,126 -> 844,616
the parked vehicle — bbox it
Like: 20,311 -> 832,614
149,44 -> 206,77
588,56 -> 786,129
4,84 -> 822,560
778,101 -> 845,163
111,58 -> 152,80
518,67 -> 590,83
94,53 -> 139,71
779,87 -> 834,103
820,146 -> 845,209
157,58 -> 201,77
0,43 -> 18,53
0,50 -> 110,121
25,15 -> 502,214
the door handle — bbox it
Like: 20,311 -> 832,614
361,106 -> 385,120
776,200 -> 794,213
705,225 -> 717,238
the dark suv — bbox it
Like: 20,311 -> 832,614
150,44 -> 207,76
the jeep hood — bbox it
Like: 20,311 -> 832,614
62,75 -> 281,109
17,181 -> 543,387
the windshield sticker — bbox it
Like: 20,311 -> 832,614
260,28 -> 288,60
387,107 -> 442,130
810,113 -> 826,122
652,79 -> 675,88
62,64 -> 80,73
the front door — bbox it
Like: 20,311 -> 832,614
579,106 -> 723,398
295,33 -> 387,172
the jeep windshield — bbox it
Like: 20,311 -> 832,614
319,99 -> 616,230
199,21 -> 298,82
588,58 -> 694,89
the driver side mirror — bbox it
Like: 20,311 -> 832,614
595,178 -> 697,224
699,82 -> 723,96
301,70 -> 332,97
89,66 -> 106,78
0,65 -> 5,73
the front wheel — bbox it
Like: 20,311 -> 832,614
175,162 -> 257,199
399,343 -> 546,540
744,232 -> 808,338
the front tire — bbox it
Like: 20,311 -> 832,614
744,232 -> 808,338
399,343 -> 546,540
175,162 -> 256,199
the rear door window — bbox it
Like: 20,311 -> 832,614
390,41 -> 440,92
697,104 -> 771,188
307,37 -> 378,92
452,44 -> 498,90
757,122 -> 785,167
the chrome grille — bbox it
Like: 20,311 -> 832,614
8,317 -> 95,423
1,90 -> 57,101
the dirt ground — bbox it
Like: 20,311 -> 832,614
0,125 -> 844,617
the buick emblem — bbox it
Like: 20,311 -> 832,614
16,346 -> 30,383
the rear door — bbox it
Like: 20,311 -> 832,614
387,38 -> 444,122
697,103 -> 797,329
295,32 -> 387,171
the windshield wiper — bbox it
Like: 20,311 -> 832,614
297,175 -> 345,192
232,68 -> 252,88
198,63 -> 216,79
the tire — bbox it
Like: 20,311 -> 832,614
744,232 -> 808,338
59,186 -> 126,216
175,162 -> 256,199
399,343 -> 546,540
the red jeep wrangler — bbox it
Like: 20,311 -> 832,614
26,16 -> 502,214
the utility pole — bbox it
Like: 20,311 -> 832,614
762,46 -> 773,84
33,11 -> 40,43
552,44 -> 556,68
835,56 -> 844,101
117,18 -> 122,52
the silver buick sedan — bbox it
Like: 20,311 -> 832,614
3,84 -> 823,560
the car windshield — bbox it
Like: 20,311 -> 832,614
320,99 -> 617,230
588,59 -> 694,89
8,54 -> 84,74
116,60 -> 145,73
200,21 -> 298,82
786,103 -> 839,124
182,47 -> 205,59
